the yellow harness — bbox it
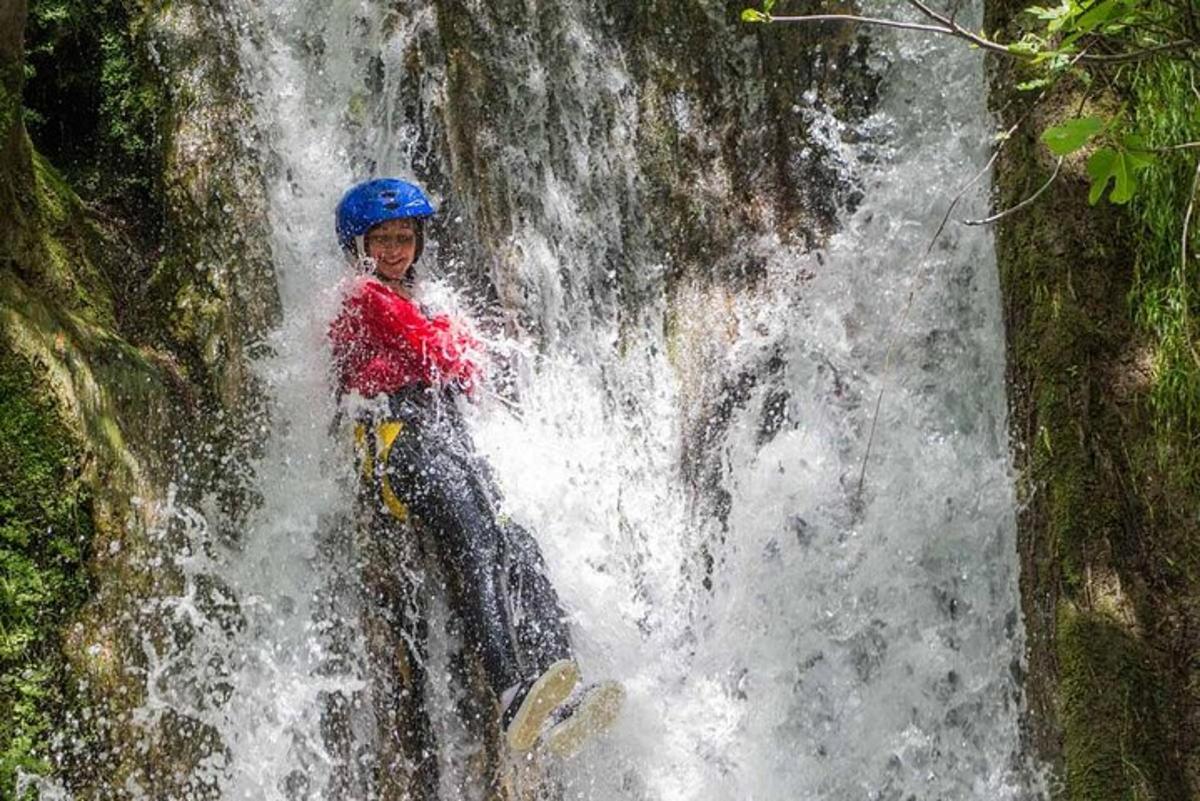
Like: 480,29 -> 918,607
355,420 -> 411,521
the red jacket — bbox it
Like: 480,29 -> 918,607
330,277 -> 480,398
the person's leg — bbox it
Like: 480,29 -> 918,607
500,519 -> 573,674
380,399 -> 587,750
381,405 -> 527,695
500,520 -> 625,756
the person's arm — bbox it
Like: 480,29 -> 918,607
358,280 -> 482,390
428,313 -> 482,395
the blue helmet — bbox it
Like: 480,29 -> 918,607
335,178 -> 436,259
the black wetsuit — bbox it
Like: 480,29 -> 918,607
356,386 -> 573,698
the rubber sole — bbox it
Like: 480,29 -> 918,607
505,659 -> 580,753
543,681 -> 625,758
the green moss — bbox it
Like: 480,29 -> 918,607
1122,50 -> 1200,795
0,347 -> 93,799
1129,58 -> 1200,479
18,147 -> 120,329
1058,603 -> 1173,800
985,28 -> 1194,788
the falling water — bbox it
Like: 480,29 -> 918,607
127,1 -> 1044,799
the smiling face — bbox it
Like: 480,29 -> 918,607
364,218 -> 418,283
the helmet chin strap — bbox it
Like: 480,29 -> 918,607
354,235 -> 378,275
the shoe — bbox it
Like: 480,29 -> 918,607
540,680 -> 625,758
501,659 -> 580,752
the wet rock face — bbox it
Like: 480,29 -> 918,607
2,0 -> 284,796
7,0 -> 883,793
355,0 -> 878,323
607,0 -> 881,263
986,0 -> 1199,795
149,1 -> 280,410
366,0 -> 881,560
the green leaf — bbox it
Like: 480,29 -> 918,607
742,9 -> 769,23
1026,0 -> 1077,31
1041,116 -> 1104,155
1071,0 -> 1116,30
1007,39 -> 1042,56
1121,134 -> 1156,167
1017,77 -> 1053,91
764,0 -> 777,12
1087,146 -> 1146,204
1087,148 -> 1118,204
1072,0 -> 1134,32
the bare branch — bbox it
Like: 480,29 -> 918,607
763,8 -> 1198,65
1076,39 -> 1197,63
907,0 -> 1196,62
1143,141 -> 1200,153
905,0 -> 981,42
766,14 -> 962,38
769,8 -> 1015,57
1182,157 -> 1198,300
962,157 -> 1063,226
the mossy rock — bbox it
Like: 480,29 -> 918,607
1057,602 -> 1180,799
986,0 -> 1200,795
0,346 -> 93,798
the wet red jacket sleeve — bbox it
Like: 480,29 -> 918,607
331,278 -> 481,397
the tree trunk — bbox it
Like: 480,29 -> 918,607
0,0 -> 30,245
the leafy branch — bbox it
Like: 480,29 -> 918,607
742,0 -> 1199,206
743,0 -> 1198,67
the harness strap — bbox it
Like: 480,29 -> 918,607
355,420 -> 411,522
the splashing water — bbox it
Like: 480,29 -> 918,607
130,1 -> 1047,799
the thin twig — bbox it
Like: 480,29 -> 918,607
856,140 -> 999,497
905,0 -> 1002,52
1073,39 -> 1196,63
1181,157 -> 1199,367
961,157 -> 1064,226
767,14 -> 962,37
1140,141 -> 1200,153
770,9 -> 1013,57
976,83 -> 1100,231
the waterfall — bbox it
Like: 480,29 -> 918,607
128,1 -> 1045,798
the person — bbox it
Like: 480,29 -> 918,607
328,178 -> 622,760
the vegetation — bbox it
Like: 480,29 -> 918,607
743,0 -> 1198,208
23,0 -> 166,227
1130,57 -> 1200,472
3,5 -> 165,797
0,351 -> 93,799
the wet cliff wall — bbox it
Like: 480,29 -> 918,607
2,0 -> 878,795
406,0 -> 879,551
986,0 -> 1199,797
8,0 -> 1197,797
0,1 -> 278,796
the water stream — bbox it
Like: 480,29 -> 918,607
130,1 -> 1044,798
